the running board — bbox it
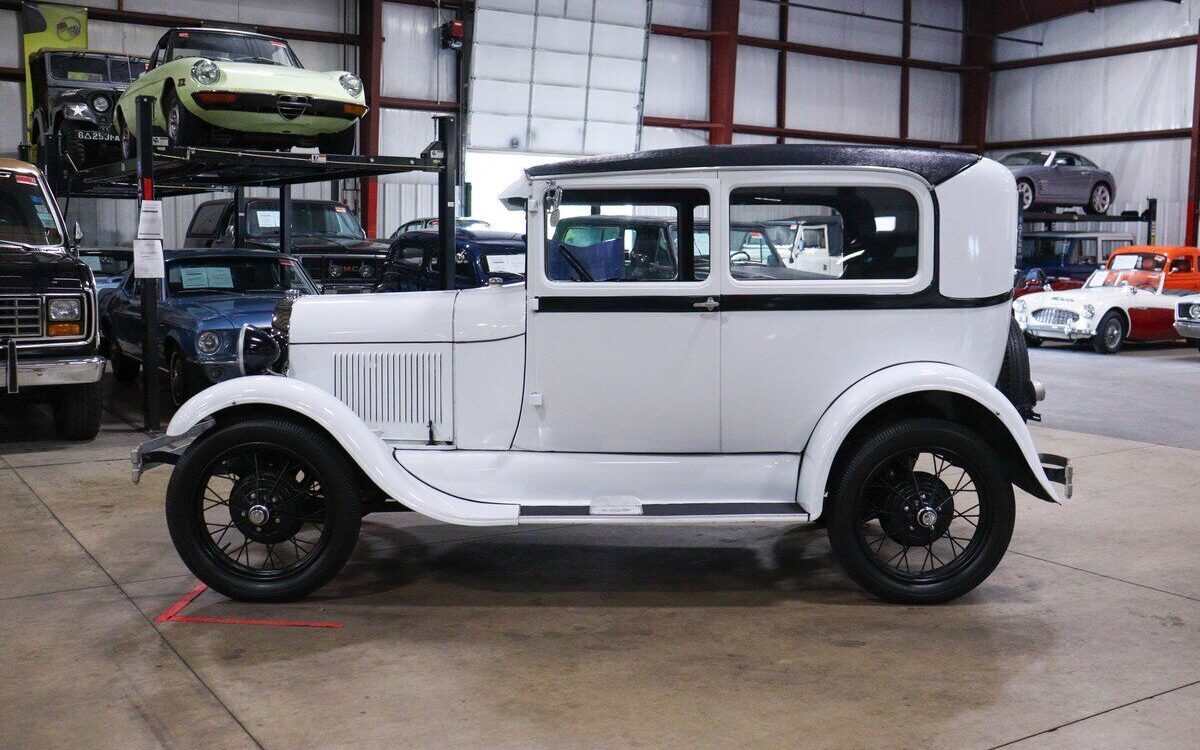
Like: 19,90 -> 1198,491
519,502 -> 809,524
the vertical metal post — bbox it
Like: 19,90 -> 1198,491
1148,197 -> 1158,246
136,95 -> 160,432
1186,20 -> 1200,245
233,185 -> 245,247
708,0 -> 740,145
279,183 -> 292,256
436,115 -> 458,291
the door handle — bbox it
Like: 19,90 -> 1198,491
693,297 -> 719,311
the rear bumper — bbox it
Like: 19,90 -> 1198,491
1039,453 -> 1073,499
3,351 -> 104,393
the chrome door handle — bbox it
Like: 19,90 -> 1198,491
693,297 -> 719,311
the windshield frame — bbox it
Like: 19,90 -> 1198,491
164,255 -> 318,298
168,30 -> 301,68
46,52 -> 145,85
245,200 -> 367,240
0,169 -> 68,250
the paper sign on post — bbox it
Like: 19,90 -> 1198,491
136,200 -> 164,241
133,238 -> 164,279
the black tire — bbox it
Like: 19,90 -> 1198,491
997,317 -> 1035,420
164,89 -> 206,148
109,340 -> 140,382
826,418 -> 1015,604
1016,179 -> 1035,211
1088,183 -> 1112,215
52,381 -> 102,440
118,113 -> 136,160
1092,310 -> 1125,354
168,348 -> 200,407
166,417 -> 363,602
317,125 -> 356,155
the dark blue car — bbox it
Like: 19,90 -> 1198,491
101,249 -> 318,406
375,227 -> 526,292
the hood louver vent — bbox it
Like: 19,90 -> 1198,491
331,349 -> 452,441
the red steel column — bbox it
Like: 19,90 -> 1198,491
776,1 -> 787,143
900,0 -> 911,140
960,1 -> 993,152
1187,22 -> 1200,245
358,0 -> 383,236
709,0 -> 740,145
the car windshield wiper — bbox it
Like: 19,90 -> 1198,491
0,239 -> 37,250
175,288 -> 247,295
236,56 -> 281,66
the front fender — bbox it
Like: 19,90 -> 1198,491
167,376 -> 520,526
798,362 -> 1064,519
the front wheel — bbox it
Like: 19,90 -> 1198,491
164,90 -> 206,149
168,349 -> 199,407
827,418 -> 1015,604
166,418 -> 363,602
1016,180 -> 1035,211
1092,310 -> 1125,354
52,381 -> 102,440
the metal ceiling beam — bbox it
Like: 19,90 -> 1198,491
969,0 -> 1142,34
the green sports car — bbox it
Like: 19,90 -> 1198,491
114,27 -> 367,155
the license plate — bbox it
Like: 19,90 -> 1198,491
74,130 -> 119,142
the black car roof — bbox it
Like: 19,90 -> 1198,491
171,27 -> 282,40
163,248 -> 290,261
401,228 -> 523,244
526,144 -> 980,185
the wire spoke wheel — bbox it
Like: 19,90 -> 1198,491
195,443 -> 332,579
855,447 -> 987,583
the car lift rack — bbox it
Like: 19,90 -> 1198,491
46,95 -> 460,433
1022,197 -> 1159,245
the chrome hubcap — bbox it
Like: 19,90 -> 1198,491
916,507 -> 939,529
1094,186 -> 1110,212
1105,321 -> 1121,347
246,504 -> 270,526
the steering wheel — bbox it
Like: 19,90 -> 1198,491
557,244 -> 593,282
730,250 -> 751,264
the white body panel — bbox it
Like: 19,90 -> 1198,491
289,290 -> 456,344
936,157 -> 1019,299
395,450 -> 800,506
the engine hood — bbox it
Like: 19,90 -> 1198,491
0,248 -> 89,294
1021,286 -> 1137,310
289,289 -> 457,345
250,236 -> 389,254
171,293 -> 289,328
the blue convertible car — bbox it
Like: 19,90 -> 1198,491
101,249 -> 318,405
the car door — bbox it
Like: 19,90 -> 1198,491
518,175 -> 721,453
108,273 -> 143,358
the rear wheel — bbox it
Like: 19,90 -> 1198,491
317,125 -> 356,155
1089,183 -> 1112,215
827,418 -> 1015,604
1092,310 -> 1125,354
996,317 -> 1036,420
52,381 -> 102,440
166,418 -> 363,602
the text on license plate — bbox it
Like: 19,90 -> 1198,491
74,130 -> 119,142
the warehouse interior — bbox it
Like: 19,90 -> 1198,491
2,1 -> 1200,748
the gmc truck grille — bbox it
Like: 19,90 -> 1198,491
1032,308 -> 1079,326
0,297 -> 42,338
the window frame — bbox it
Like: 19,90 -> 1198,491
719,168 -> 935,297
527,172 -> 720,299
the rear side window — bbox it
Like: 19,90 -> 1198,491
188,203 -> 226,237
728,186 -> 918,281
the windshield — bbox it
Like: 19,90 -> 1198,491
166,257 -> 317,296
0,171 -> 64,247
1002,151 -> 1051,167
49,53 -> 145,83
82,253 -> 131,276
246,202 -> 366,240
170,31 -> 300,67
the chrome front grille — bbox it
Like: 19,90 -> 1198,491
0,297 -> 42,338
277,95 -> 311,120
1032,308 -> 1079,326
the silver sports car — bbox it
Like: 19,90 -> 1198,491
1001,150 -> 1116,214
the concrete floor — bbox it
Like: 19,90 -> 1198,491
2,359 -> 1199,750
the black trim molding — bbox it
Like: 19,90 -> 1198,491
537,290 -> 1012,313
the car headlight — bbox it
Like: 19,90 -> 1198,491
1082,304 -> 1095,319
1013,299 -> 1026,313
196,331 -> 222,355
328,264 -> 343,278
339,73 -> 363,97
191,59 -> 221,86
359,264 -> 374,278
47,298 -> 81,322
91,95 -> 110,113
1190,304 -> 1200,320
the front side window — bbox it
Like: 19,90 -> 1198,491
545,188 -> 710,283
0,171 -> 63,247
1001,151 -> 1051,167
728,186 -> 918,281
170,31 -> 300,67
166,257 -> 317,296
246,202 -> 366,240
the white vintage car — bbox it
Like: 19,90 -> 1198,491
133,145 -> 1071,605
1015,247 -> 1200,353
1173,292 -> 1200,351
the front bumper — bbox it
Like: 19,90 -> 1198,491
2,350 -> 105,394
131,418 -> 214,483
1019,319 -> 1094,341
1174,320 -> 1200,339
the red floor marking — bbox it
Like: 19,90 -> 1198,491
154,582 -> 343,629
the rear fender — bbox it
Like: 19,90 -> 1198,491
799,362 -> 1065,519
167,376 -> 519,526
